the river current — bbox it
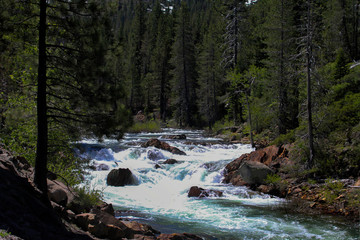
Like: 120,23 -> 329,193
76,129 -> 359,239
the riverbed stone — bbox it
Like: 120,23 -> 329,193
187,186 -> 223,198
106,168 -> 135,186
163,159 -> 178,164
142,139 -> 186,155
147,149 -> 165,160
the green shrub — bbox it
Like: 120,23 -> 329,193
69,185 -> 104,213
265,173 -> 282,185
322,179 -> 345,204
271,130 -> 295,146
0,230 -> 11,237
212,119 -> 234,133
128,120 -> 161,133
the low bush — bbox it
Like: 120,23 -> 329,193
128,120 -> 161,133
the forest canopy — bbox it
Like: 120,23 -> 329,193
0,0 -> 359,192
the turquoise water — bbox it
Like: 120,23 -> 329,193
77,129 -> 359,239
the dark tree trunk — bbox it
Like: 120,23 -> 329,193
278,0 -> 288,135
34,0 -> 48,198
245,95 -> 254,148
306,0 -> 315,169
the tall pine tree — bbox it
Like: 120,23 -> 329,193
171,2 -> 198,127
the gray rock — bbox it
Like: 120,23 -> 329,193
238,161 -> 273,185
147,149 -> 165,160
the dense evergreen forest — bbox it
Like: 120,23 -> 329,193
0,0 -> 359,194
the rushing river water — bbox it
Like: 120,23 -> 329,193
76,129 -> 359,240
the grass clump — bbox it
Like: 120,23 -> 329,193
265,173 -> 282,185
69,185 -> 104,213
0,230 -> 11,237
128,120 -> 161,133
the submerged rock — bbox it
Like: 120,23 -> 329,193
157,233 -> 203,240
147,149 -> 165,160
163,159 -> 178,164
106,168 -> 136,187
161,134 -> 187,140
142,139 -> 186,155
92,163 -> 110,171
187,186 -> 223,198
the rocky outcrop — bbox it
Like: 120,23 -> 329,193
223,145 -> 291,186
0,146 -> 93,240
142,139 -> 186,155
106,168 -> 136,186
187,186 -> 223,198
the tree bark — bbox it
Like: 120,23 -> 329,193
245,95 -> 254,148
34,0 -> 48,197
306,0 -> 315,169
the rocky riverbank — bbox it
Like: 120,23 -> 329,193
0,146 -> 202,240
222,144 -> 360,222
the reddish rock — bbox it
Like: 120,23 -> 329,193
225,154 -> 248,173
247,145 -> 280,165
122,221 -> 160,236
223,172 -> 248,186
223,145 -> 291,187
187,186 -> 223,198
157,233 -> 203,240
257,184 -> 273,194
142,139 -> 186,156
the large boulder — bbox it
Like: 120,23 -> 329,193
187,186 -> 223,198
106,168 -> 136,186
142,139 -> 186,155
237,161 -> 273,185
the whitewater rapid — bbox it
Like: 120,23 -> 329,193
76,129 -> 358,240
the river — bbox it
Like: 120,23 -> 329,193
76,129 -> 359,239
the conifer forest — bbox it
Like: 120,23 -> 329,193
0,0 -> 359,221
